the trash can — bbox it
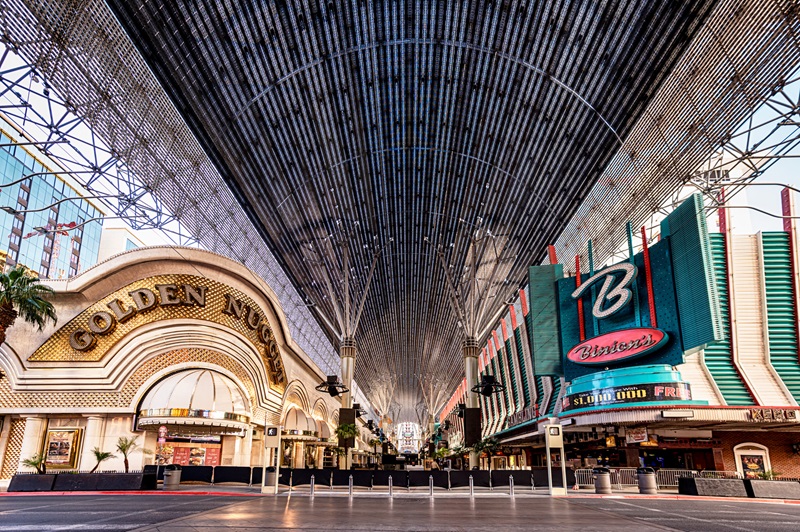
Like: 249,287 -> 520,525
593,466 -> 612,494
264,466 -> 277,488
637,467 -> 657,495
163,464 -> 182,490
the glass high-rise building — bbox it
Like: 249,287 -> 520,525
0,130 -> 103,278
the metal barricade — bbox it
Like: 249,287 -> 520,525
614,468 -> 639,488
656,469 -> 698,487
574,469 -> 595,488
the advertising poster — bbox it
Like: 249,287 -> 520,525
44,429 -> 81,468
740,454 -> 766,479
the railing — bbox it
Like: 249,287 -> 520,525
656,469 -> 698,486
697,470 -> 742,479
613,468 -> 639,487
574,469 -> 594,488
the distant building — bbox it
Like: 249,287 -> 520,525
0,129 -> 103,278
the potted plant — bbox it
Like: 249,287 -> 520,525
116,436 -> 153,473
335,423 -> 358,469
89,447 -> 116,473
21,453 -> 47,474
0,265 -> 57,345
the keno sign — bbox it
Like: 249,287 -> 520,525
566,327 -> 668,366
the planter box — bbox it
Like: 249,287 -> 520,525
10,472 -> 154,492
744,479 -> 800,500
7,474 -> 56,492
678,477 -> 747,497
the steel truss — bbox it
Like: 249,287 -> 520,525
0,44 -> 196,246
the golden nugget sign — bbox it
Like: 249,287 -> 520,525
29,274 -> 286,391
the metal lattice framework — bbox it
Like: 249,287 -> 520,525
0,44 -> 196,245
4,0 -> 800,421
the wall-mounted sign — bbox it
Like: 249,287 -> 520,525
625,426 -> 648,444
748,409 -> 798,422
566,328 -> 668,366
531,193 -> 723,382
44,428 -> 81,469
507,404 -> 540,428
561,381 -> 692,412
28,274 -> 287,391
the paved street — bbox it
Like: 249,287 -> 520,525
1,494 -> 800,531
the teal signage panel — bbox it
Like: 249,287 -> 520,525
660,193 -> 724,350
528,264 -> 564,376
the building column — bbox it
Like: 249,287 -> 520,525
315,446 -> 324,468
463,337 -> 480,469
234,427 -> 253,466
17,416 -> 47,472
79,415 -> 106,471
340,337 -> 356,409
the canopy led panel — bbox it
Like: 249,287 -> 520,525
101,0 -> 718,415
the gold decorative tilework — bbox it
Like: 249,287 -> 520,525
0,418 -> 25,479
0,348 -> 263,411
28,274 -> 286,392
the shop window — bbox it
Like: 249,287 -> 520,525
733,443 -> 771,479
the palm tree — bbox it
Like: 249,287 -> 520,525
0,265 -> 57,345
116,436 -> 153,473
21,453 -> 47,474
89,447 -> 116,473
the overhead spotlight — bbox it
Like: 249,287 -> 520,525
443,420 -> 451,431
471,375 -> 505,397
353,403 -> 367,418
315,375 -> 349,397
457,403 -> 466,418
366,420 -> 375,431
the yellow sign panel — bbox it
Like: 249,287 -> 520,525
29,274 -> 287,392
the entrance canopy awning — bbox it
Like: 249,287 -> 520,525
282,408 -> 318,441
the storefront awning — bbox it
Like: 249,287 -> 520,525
282,407 -> 318,441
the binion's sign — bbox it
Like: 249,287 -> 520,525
529,194 -> 723,382
566,327 -> 668,366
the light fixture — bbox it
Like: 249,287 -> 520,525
315,375 -> 349,397
471,375 -> 505,397
353,403 -> 367,417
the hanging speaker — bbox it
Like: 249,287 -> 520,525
463,408 -> 481,446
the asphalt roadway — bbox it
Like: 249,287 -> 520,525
1,494 -> 800,531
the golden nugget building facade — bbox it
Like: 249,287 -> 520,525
0,247 -> 343,486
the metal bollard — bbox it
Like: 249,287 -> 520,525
469,475 -> 474,497
349,474 -> 353,497
310,474 -> 315,497
429,475 -> 434,497
509,474 -> 515,497
389,475 -> 393,497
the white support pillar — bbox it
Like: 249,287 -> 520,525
463,338 -> 480,469
17,416 -> 46,472
234,427 -> 253,466
340,338 -> 356,408
79,415 -> 106,472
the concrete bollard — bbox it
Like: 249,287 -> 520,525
389,475 -> 393,497
310,474 -> 315,497
429,475 -> 434,497
469,475 -> 474,497
509,474 -> 515,497
349,474 -> 353,497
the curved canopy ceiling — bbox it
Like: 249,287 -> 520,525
9,1 -> 800,422
102,0 -> 718,415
